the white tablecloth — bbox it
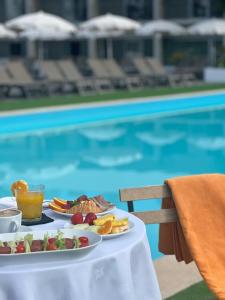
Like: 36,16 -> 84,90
0,204 -> 161,300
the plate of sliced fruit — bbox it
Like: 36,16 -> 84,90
65,213 -> 134,239
48,195 -> 115,217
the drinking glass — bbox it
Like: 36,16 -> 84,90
15,184 -> 45,222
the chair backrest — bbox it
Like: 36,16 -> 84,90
132,57 -> 154,76
6,61 -> 34,85
57,59 -> 82,81
40,60 -> 65,81
88,59 -> 109,78
146,58 -> 166,76
103,59 -> 125,78
119,184 -> 178,224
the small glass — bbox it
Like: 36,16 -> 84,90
15,184 -> 45,222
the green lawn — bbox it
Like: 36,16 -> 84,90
0,83 -> 225,112
166,281 -> 215,300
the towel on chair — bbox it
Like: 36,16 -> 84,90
159,174 -> 225,300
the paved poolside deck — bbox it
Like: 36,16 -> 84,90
154,256 -> 202,299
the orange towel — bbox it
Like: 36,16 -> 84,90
159,174 -> 225,300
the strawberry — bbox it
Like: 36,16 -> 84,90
84,213 -> 97,225
71,213 -> 83,225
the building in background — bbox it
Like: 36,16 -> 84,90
0,0 -> 224,66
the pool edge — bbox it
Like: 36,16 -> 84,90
1,88 -> 225,117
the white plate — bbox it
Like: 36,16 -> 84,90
19,226 -> 31,232
0,229 -> 102,265
0,226 -> 31,235
50,205 -> 116,217
101,221 -> 135,239
64,221 -> 135,240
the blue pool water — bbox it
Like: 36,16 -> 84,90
1,92 -> 225,259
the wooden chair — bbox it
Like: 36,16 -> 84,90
120,185 -> 217,299
119,184 -> 178,224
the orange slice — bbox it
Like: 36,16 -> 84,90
97,220 -> 113,235
49,202 -> 66,213
53,197 -> 67,208
11,180 -> 28,196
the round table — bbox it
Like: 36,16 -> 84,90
0,207 -> 161,300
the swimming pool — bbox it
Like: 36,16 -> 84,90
1,91 -> 225,259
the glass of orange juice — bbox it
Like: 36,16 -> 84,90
15,184 -> 45,222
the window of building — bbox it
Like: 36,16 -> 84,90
98,0 -> 152,20
98,0 -> 123,15
163,37 -> 208,66
0,0 -> 7,22
0,0 -> 25,22
193,0 -> 210,17
38,0 -> 64,17
163,0 -> 189,19
74,0 -> 87,21
125,0 -> 153,20
10,42 -> 22,57
38,0 -> 86,22
210,0 -> 225,17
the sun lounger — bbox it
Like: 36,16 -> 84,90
40,60 -> 65,83
102,59 -> 143,90
88,59 -> 109,78
87,59 -> 114,93
5,61 -> 47,97
38,60 -> 66,93
100,59 -> 128,89
145,58 -> 187,87
146,58 -> 199,87
0,68 -> 14,98
56,59 -> 96,95
131,57 -> 155,86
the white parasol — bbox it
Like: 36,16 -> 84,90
188,18 -> 225,35
6,11 -> 77,34
78,13 -> 140,58
188,18 -> 225,65
6,11 -> 77,59
19,27 -> 75,41
136,20 -> 186,36
136,19 -> 186,63
0,24 -> 16,39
